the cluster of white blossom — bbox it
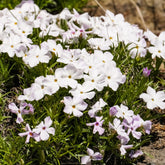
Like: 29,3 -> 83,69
2,1 -> 165,164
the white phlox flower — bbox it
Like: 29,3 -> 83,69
25,45 -> 51,67
115,104 -> 134,122
55,64 -> 84,89
63,96 -> 88,117
88,98 -> 107,118
102,64 -> 126,91
88,38 -> 111,50
139,86 -> 165,109
83,71 -> 106,92
69,83 -> 95,100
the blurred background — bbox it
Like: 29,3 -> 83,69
0,0 -> 165,33
83,0 -> 165,34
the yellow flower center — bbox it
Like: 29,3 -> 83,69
72,105 -> 76,109
107,76 -> 111,79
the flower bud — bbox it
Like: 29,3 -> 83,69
109,107 -> 117,116
143,67 -> 151,77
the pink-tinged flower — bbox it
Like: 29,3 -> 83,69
33,116 -> 55,141
143,67 -> 151,77
88,98 -> 107,118
18,124 -> 40,143
139,86 -> 165,109
120,144 -> 133,155
86,116 -> 105,135
63,96 -> 88,117
70,9 -> 91,27
81,148 -> 103,165
143,120 -> 152,135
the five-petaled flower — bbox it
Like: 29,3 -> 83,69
86,116 -> 105,135
140,86 -> 165,109
33,116 -> 55,141
81,148 -> 103,165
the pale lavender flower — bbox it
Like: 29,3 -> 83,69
86,116 -> 105,135
117,134 -> 130,145
8,102 -> 32,124
8,102 -> 24,124
122,118 -> 142,139
133,114 -> 152,134
129,150 -> 143,158
81,148 -> 103,165
109,106 -> 118,116
143,67 -> 151,77
18,124 -> 40,143
33,116 -> 55,141
21,102 -> 34,114
143,120 -> 152,135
